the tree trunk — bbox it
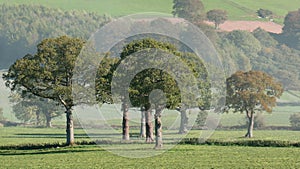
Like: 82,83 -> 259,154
66,109 -> 74,145
215,23 -> 219,29
179,108 -> 188,134
140,107 -> 146,138
122,102 -> 130,140
245,111 -> 254,138
36,111 -> 41,126
154,105 -> 163,149
145,109 -> 154,142
46,113 -> 52,128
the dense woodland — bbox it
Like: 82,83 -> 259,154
1,4 -> 300,90
0,4 -> 111,68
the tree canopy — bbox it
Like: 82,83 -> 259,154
226,70 -> 283,137
10,93 -> 64,127
172,0 -> 205,23
206,9 -> 228,29
283,9 -> 300,35
115,38 -> 210,146
257,9 -> 273,19
281,9 -> 300,50
3,36 -> 85,145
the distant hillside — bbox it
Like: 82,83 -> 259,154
1,0 -> 299,23
0,4 -> 110,69
203,0 -> 300,24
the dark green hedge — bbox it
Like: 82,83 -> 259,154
179,138 -> 300,147
1,138 -> 299,150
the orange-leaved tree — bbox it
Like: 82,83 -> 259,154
226,71 -> 283,138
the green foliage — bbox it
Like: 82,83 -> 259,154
206,9 -> 228,29
0,4 -> 110,69
172,0 -> 205,23
118,38 -> 210,109
215,28 -> 300,91
0,4 -> 111,43
95,57 -> 120,104
10,93 -> 64,126
3,36 -> 87,144
283,9 -> 300,35
4,36 -> 85,109
257,8 -> 273,18
225,30 -> 262,55
252,28 -> 278,47
180,138 -> 300,147
118,38 -> 180,109
281,9 -> 300,50
217,37 -> 251,74
13,104 -> 37,123
289,112 -> 300,129
120,38 -> 179,60
195,110 -> 208,126
252,40 -> 300,90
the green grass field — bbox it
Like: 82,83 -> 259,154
0,127 -> 300,168
0,0 -> 299,23
2,127 -> 300,146
1,144 -> 300,168
203,0 -> 300,23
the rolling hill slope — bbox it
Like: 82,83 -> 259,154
0,0 -> 299,23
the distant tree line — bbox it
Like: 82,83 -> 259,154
0,4 -> 111,69
1,3 -> 300,90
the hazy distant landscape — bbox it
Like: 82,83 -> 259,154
1,0 -> 299,23
1,0 -> 300,168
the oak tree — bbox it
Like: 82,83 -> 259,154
206,9 -> 228,29
120,38 -> 210,148
172,0 -> 205,24
3,36 -> 85,145
226,71 -> 283,138
10,93 -> 63,127
119,38 -> 181,143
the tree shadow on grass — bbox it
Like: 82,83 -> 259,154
6,133 -> 120,139
0,148 -> 105,156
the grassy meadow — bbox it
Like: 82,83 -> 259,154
0,0 -> 299,23
2,127 -> 300,146
1,128 -> 300,168
1,144 -> 300,168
